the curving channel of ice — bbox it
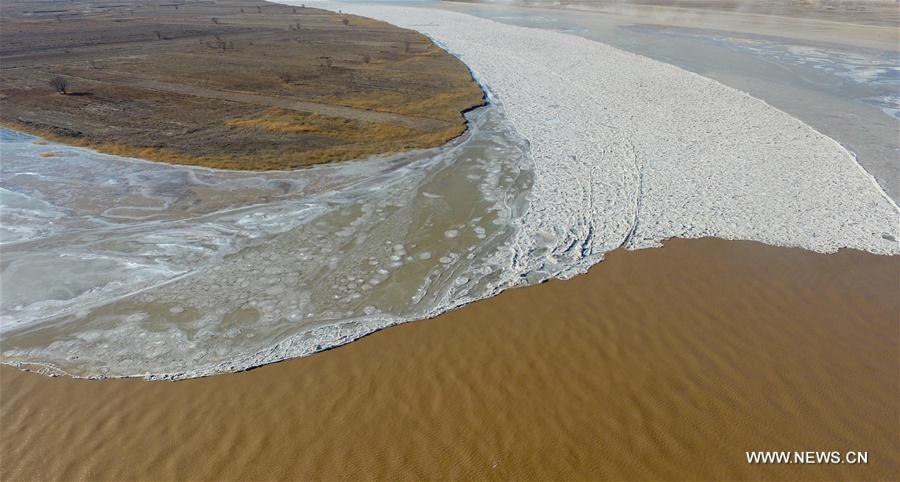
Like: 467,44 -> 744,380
2,4 -> 898,379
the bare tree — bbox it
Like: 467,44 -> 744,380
207,39 -> 226,50
341,17 -> 349,26
277,71 -> 293,84
256,5 -> 261,13
49,76 -> 68,94
211,17 -> 219,24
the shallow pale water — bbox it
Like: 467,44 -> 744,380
0,105 -> 536,378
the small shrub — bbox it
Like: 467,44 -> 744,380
49,76 -> 68,94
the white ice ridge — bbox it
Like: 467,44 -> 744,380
300,2 -> 899,272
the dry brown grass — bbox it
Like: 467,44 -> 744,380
327,88 -> 484,123
1,121 -> 216,167
2,115 -> 464,171
0,0 -> 483,170
218,108 -> 465,169
224,110 -> 417,139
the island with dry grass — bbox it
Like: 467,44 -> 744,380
0,0 -> 485,169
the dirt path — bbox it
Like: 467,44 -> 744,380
66,72 -> 453,130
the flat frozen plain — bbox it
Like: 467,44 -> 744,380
302,1 -> 898,279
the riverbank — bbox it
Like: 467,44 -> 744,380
0,0 -> 484,169
2,237 -> 896,480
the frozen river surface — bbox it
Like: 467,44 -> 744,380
1,106 -> 536,378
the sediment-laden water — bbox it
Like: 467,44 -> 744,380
0,105 -> 536,378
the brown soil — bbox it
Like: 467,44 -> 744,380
1,238 -> 897,480
0,0 -> 485,169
